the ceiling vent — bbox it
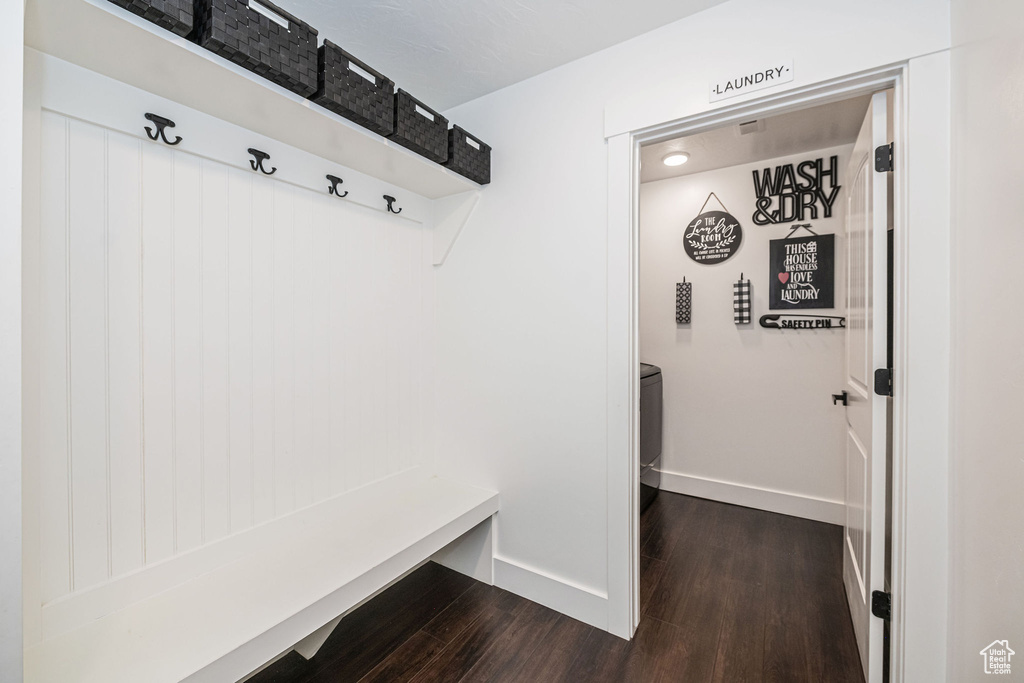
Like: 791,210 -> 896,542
738,119 -> 765,135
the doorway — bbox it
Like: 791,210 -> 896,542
603,64 -> 930,681
635,90 -> 889,682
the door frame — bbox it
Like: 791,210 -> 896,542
605,57 -> 952,683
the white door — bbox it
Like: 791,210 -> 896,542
843,90 -> 890,683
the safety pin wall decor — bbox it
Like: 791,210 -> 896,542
759,314 -> 846,330
383,195 -> 402,214
248,148 -> 276,175
326,174 -> 348,198
144,113 -> 182,146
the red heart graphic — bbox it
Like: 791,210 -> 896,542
778,273 -> 790,284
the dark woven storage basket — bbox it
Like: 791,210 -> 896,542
107,0 -> 192,36
444,125 -> 491,185
389,90 -> 449,164
194,0 -> 318,98
311,41 -> 394,137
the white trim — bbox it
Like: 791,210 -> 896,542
890,52 -> 951,683
658,471 -> 845,526
493,556 -> 608,631
1,0 -> 25,676
604,132 -> 638,640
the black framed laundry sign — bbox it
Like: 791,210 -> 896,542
769,233 -> 835,309
683,192 -> 743,264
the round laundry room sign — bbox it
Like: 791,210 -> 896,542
683,210 -> 743,264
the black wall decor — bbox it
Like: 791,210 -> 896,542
769,232 -> 835,309
683,193 -> 743,264
752,156 -> 841,225
676,280 -> 692,324
760,314 -> 845,329
734,274 -> 751,325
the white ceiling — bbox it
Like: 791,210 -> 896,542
640,95 -> 872,184
282,0 -> 730,111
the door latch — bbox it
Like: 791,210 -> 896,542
871,590 -> 892,620
831,391 -> 848,406
874,368 -> 893,397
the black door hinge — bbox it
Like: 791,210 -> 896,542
871,590 -> 892,620
874,368 -> 893,397
874,143 -> 894,172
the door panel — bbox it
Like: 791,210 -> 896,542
843,90 -> 890,683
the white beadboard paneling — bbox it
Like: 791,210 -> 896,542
273,183 -> 296,517
105,130 -> 144,578
67,119 -> 109,590
227,170 -> 254,533
310,197 -> 332,504
140,142 -> 175,565
172,153 -> 204,555
201,162 -> 230,544
328,204 -> 349,496
34,109 -> 434,604
250,175 -> 276,525
292,193 -> 314,510
38,112 -> 71,604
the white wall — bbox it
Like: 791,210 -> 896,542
640,144 -> 853,523
2,0 -> 24,679
436,0 -> 949,632
949,1 -> 1024,679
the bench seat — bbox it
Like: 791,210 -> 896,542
26,471 -> 499,683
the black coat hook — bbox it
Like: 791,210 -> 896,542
383,195 -> 402,214
144,113 -> 182,146
326,175 -> 348,198
248,148 -> 276,175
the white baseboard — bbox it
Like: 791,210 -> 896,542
493,556 -> 608,631
658,470 -> 845,525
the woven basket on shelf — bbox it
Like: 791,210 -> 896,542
311,41 -> 395,137
388,90 -> 449,164
194,0 -> 318,98
106,0 -> 193,36
444,125 -> 491,185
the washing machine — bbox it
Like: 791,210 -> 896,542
639,363 -> 663,512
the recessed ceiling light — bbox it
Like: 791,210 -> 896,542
663,152 -> 690,167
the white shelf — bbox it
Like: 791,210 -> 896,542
25,0 -> 481,200
26,471 -> 499,683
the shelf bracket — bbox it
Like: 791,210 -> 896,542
433,190 -> 481,266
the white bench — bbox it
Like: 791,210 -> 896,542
26,471 -> 499,683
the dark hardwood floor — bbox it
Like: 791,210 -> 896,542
249,492 -> 864,682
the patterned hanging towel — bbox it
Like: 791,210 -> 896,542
676,279 -> 692,324
734,274 -> 751,324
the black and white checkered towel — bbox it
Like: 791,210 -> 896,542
676,281 -> 692,324
734,277 -> 751,324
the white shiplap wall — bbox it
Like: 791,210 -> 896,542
35,111 -> 430,605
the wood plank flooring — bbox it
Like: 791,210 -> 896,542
249,492 -> 864,682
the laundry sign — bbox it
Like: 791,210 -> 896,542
684,192 -> 743,265
709,60 -> 794,103
769,233 -> 835,309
